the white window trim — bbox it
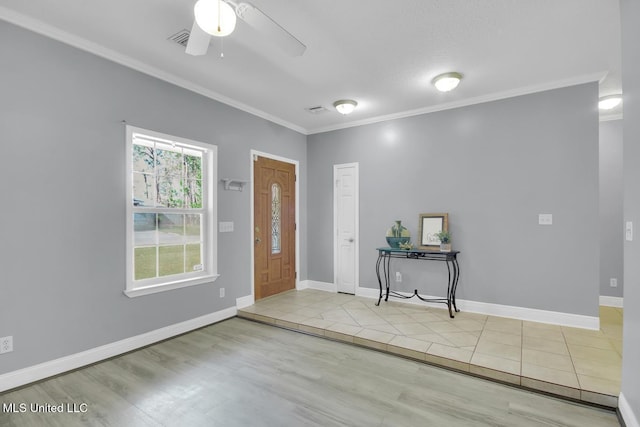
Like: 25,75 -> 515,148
125,125 -> 218,298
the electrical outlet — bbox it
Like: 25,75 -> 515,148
0,336 -> 13,354
219,288 -> 225,298
395,272 -> 402,282
610,278 -> 618,288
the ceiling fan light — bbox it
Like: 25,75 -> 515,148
194,0 -> 237,37
432,72 -> 463,92
599,94 -> 622,110
333,99 -> 358,115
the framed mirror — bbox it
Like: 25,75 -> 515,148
418,213 -> 449,250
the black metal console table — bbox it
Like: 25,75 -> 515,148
375,247 -> 461,318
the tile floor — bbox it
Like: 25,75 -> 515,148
238,289 -> 623,408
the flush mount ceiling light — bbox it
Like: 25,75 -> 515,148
333,99 -> 358,115
599,94 -> 623,110
194,0 -> 237,37
432,72 -> 463,92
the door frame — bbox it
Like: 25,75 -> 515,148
333,162 -> 359,294
249,150 -> 300,305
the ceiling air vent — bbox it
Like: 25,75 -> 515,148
168,29 -> 191,47
305,106 -> 329,115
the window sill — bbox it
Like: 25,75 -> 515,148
124,274 -> 220,298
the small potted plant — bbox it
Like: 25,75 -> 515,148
435,230 -> 451,252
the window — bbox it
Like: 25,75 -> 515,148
125,126 -> 217,297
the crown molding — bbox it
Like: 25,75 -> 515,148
308,72 -> 607,135
1,8 -> 610,136
0,8 -> 307,135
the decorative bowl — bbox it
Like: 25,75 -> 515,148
386,236 -> 411,248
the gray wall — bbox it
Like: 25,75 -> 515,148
0,22 -> 307,374
0,13 -> 622,388
621,0 -> 640,418
599,120 -> 624,298
308,84 -> 600,317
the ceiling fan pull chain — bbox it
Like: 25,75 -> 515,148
217,0 -> 222,33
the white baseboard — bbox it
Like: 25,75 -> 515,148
0,307 -> 237,393
301,280 -> 337,293
599,295 -> 623,308
619,392 -> 640,427
458,299 -> 599,330
236,295 -> 255,309
356,286 -> 599,330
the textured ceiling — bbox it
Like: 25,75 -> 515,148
0,0 -> 622,134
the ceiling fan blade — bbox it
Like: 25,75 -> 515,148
185,20 -> 211,56
235,2 -> 306,56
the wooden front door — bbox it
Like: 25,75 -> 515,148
254,155 -> 296,300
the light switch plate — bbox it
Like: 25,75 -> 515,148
538,214 -> 553,225
626,221 -> 633,241
219,221 -> 234,233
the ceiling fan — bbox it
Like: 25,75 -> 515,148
185,0 -> 306,57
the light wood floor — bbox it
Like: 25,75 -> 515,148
0,318 -> 618,427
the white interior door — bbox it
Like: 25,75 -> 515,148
334,163 -> 359,294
